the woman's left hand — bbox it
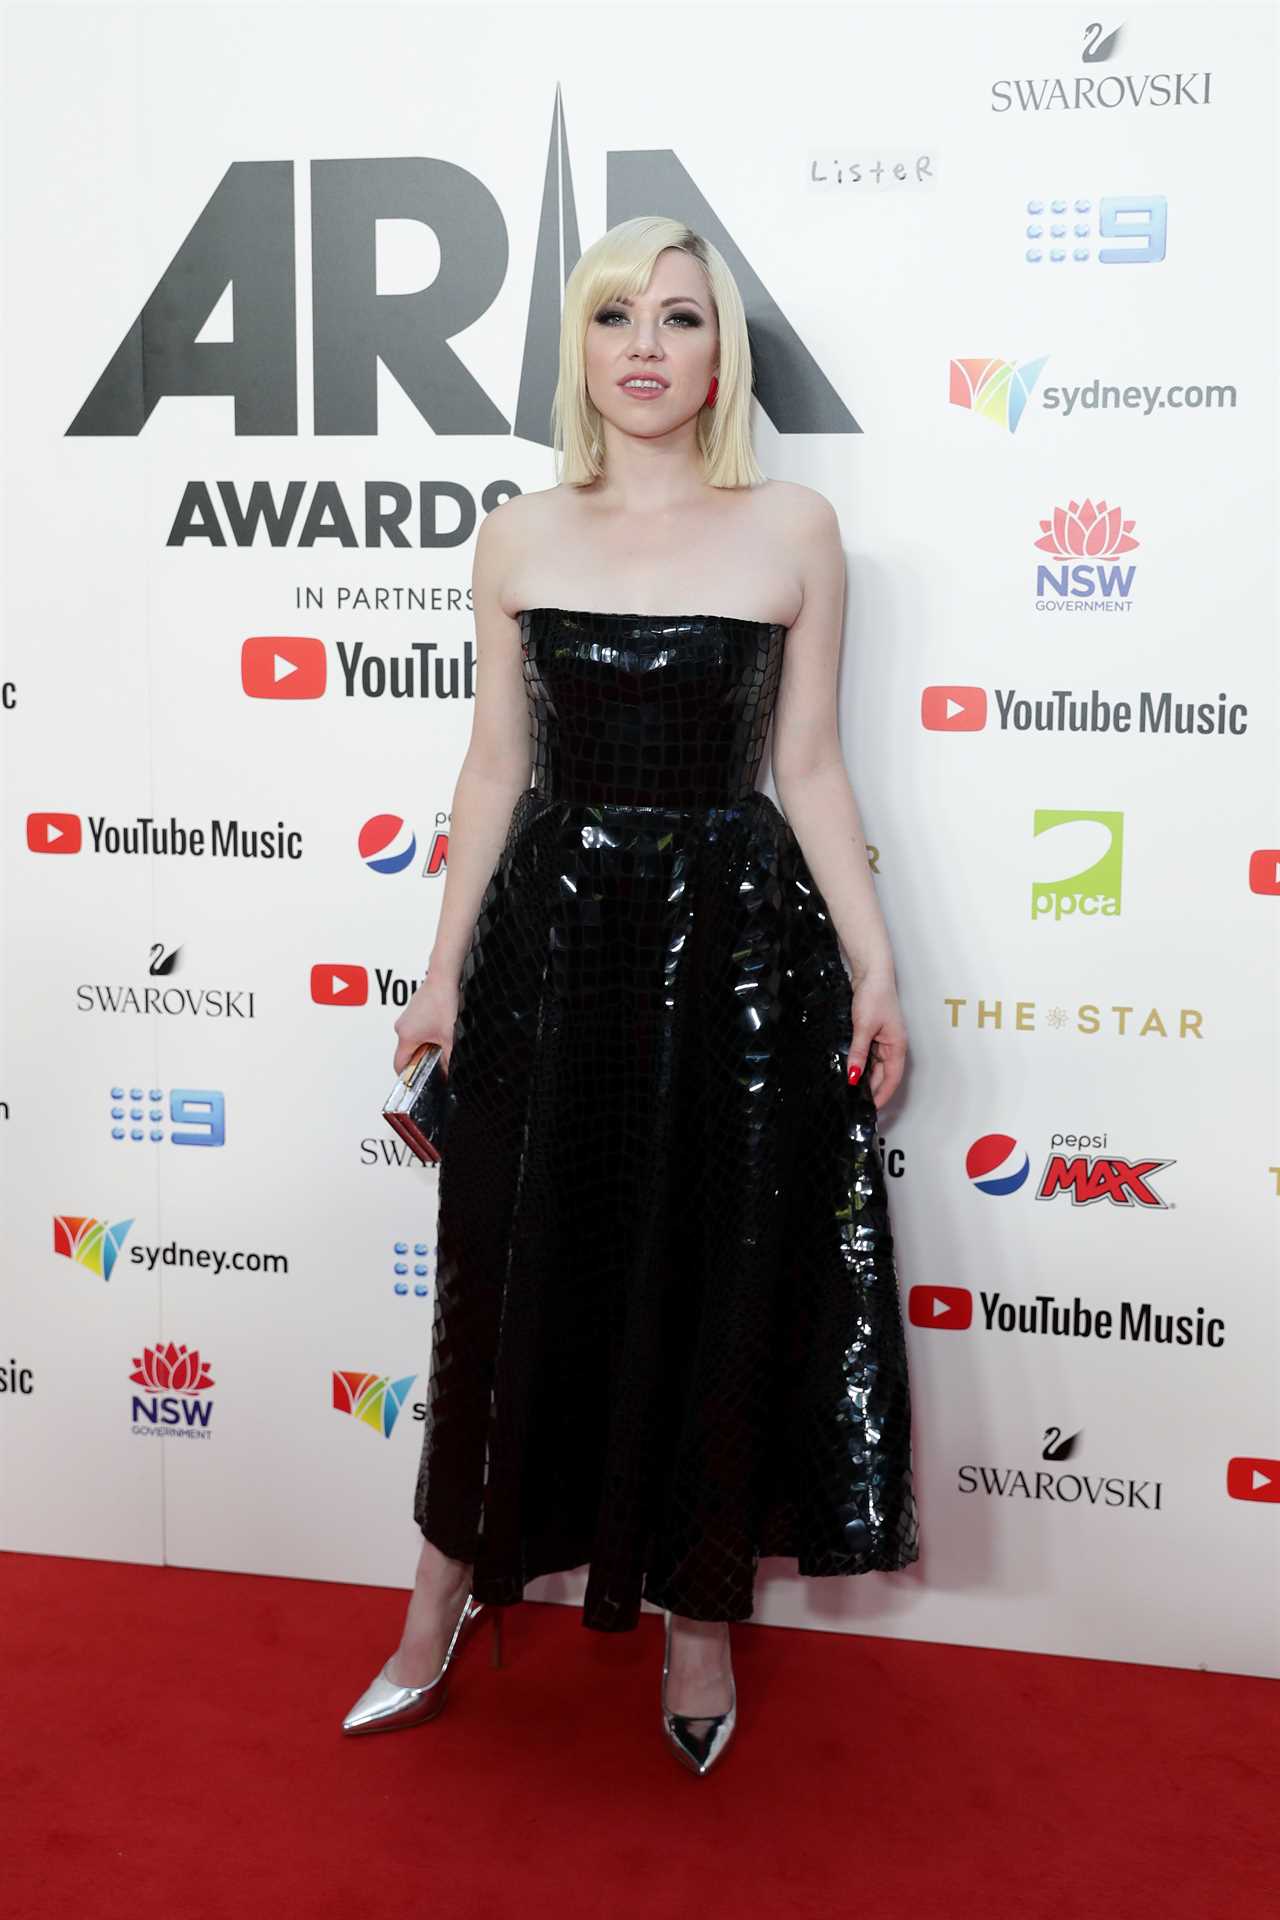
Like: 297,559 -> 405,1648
846,971 -> 907,1109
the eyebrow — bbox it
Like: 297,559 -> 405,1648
611,295 -> 705,309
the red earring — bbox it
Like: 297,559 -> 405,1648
705,375 -> 718,408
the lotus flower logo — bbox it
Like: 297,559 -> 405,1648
332,1369 -> 416,1437
53,1214 -> 135,1280
1034,499 -> 1139,558
129,1342 -> 215,1392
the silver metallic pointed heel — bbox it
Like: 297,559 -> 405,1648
660,1609 -> 737,1776
342,1589 -> 501,1736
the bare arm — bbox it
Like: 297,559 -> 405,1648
770,492 -> 895,987
770,491 -> 905,1105
425,506 -> 533,986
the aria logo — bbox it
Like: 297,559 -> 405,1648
54,1214 -> 135,1280
68,88 -> 860,463
130,1341 -> 216,1438
332,1369 -> 417,1438
77,942 -> 258,1023
1034,497 -> 1139,606
965,1133 -> 1174,1209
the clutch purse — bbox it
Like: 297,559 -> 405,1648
383,1041 -> 450,1165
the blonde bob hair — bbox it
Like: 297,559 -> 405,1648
551,216 -> 766,490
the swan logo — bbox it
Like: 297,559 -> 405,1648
991,23 -> 1214,113
957,1426 -> 1165,1512
966,1135 -> 1031,1197
332,1370 -> 417,1437
1031,809 -> 1123,920
359,814 -> 417,875
53,1214 -> 135,1280
75,943 -> 258,1023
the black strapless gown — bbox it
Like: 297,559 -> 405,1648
412,607 -> 920,1630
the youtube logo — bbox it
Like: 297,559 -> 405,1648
27,811 -> 82,854
922,685 -> 987,731
1226,1457 -> 1280,1503
242,636 -> 326,700
908,1284 -> 972,1330
1247,850 -> 1280,896
311,964 -> 368,1006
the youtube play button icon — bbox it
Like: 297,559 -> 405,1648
311,964 -> 369,1006
922,685 -> 987,731
242,635 -> 327,699
27,811 -> 82,853
1226,1457 -> 1280,1503
908,1284 -> 973,1329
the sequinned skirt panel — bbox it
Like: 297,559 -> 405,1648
412,785 -> 920,1630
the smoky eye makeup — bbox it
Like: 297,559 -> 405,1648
594,305 -> 703,327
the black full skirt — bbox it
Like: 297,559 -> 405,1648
413,785 -> 920,1630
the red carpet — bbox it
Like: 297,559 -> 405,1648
3,1552 -> 1272,1919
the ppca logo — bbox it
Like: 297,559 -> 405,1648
1032,810 -> 1123,920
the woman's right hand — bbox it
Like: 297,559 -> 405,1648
393,971 -> 461,1077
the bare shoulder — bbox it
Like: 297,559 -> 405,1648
481,484 -> 579,612
750,479 -> 842,555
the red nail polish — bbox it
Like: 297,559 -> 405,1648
848,1063 -> 861,1084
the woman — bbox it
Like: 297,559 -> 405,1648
343,216 -> 920,1775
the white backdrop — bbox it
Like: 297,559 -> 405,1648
2,0 -> 1277,1679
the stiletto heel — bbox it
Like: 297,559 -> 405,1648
660,1608 -> 737,1776
342,1588 -> 486,1736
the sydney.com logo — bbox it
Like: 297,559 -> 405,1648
949,356 -> 1237,433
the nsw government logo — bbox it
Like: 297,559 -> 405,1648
130,1342 -> 216,1439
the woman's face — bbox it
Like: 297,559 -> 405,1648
584,247 -> 720,443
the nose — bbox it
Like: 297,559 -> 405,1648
628,322 -> 664,357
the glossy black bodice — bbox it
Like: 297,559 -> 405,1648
519,606 -> 787,807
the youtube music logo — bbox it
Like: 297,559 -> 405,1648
242,636 -> 326,700
922,685 -> 987,731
